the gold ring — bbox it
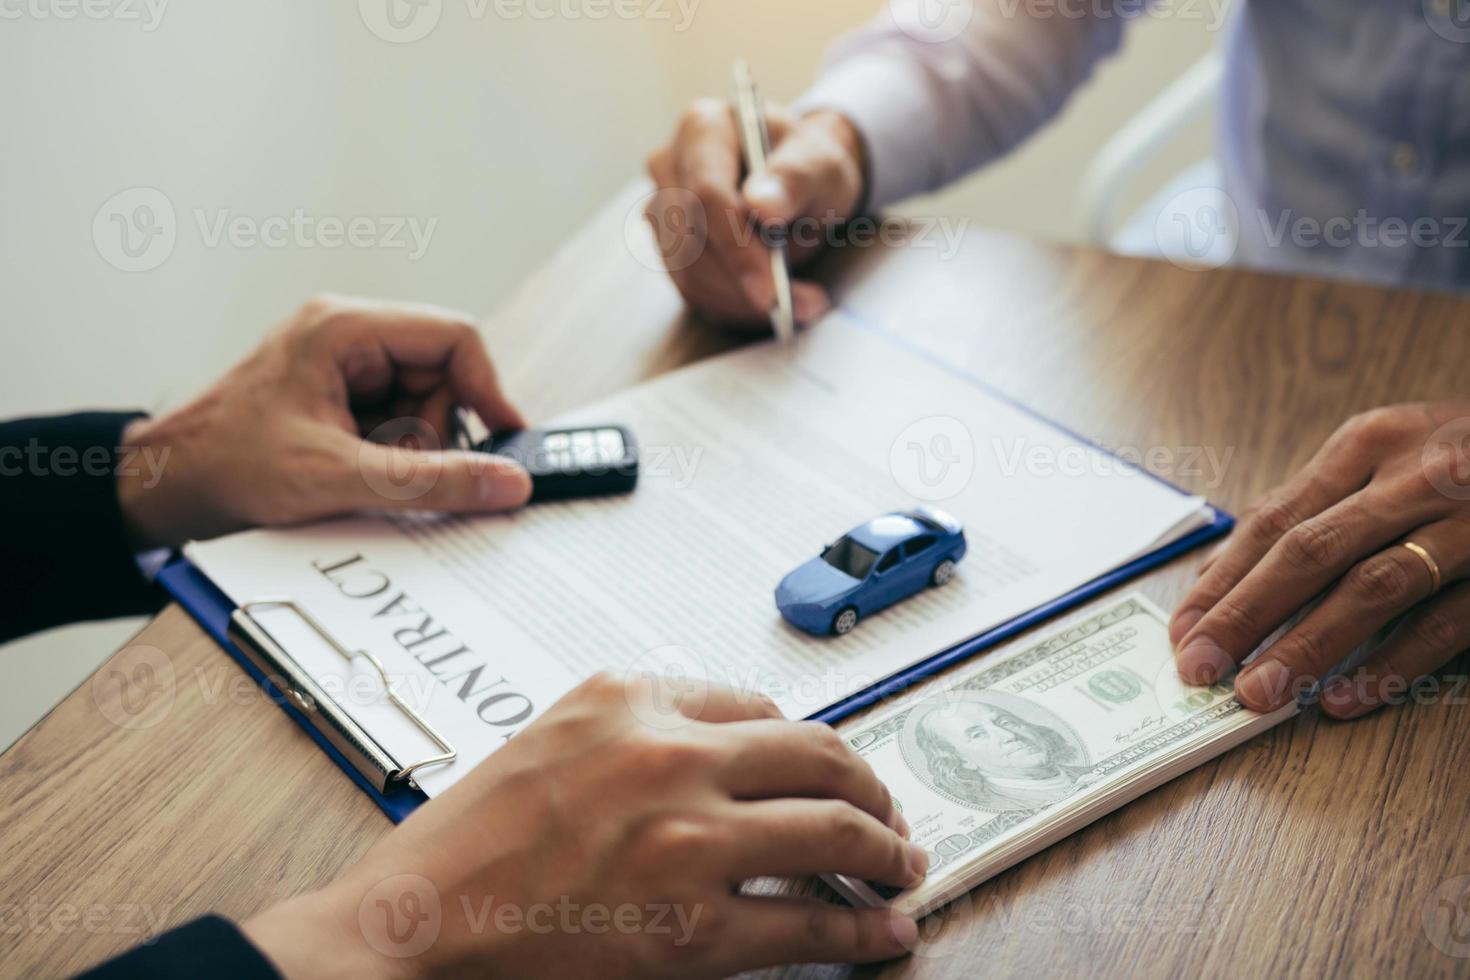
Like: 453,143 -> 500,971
1403,541 -> 1442,596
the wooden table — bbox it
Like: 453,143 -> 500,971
5,184 -> 1470,978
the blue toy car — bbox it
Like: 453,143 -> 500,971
775,508 -> 967,636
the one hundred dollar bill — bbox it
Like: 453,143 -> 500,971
826,592 -> 1298,918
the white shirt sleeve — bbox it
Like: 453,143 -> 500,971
794,0 -> 1134,210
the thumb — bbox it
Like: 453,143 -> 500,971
351,438 -> 532,514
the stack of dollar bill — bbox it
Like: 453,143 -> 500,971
827,593 -> 1298,918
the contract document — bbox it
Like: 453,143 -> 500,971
186,311 -> 1220,798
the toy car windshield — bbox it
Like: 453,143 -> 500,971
820,536 -> 879,580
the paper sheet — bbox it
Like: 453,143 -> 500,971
187,311 -> 1212,797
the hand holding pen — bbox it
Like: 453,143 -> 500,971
644,66 -> 867,332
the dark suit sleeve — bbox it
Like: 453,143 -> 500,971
0,413 -> 164,643
75,916 -> 282,980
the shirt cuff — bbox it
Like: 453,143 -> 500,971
73,916 -> 281,980
0,412 -> 165,642
794,51 -> 951,212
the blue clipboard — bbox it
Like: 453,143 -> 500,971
158,311 -> 1234,825
158,558 -> 427,823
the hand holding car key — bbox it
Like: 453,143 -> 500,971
478,426 -> 639,503
452,407 -> 638,504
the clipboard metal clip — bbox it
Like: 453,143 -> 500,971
227,598 -> 456,794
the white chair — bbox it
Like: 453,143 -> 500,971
1079,49 -> 1237,267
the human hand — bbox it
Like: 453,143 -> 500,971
1171,403 -> 1470,719
116,295 -> 532,550
243,674 -> 925,979
645,101 -> 866,329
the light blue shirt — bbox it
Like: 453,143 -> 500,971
799,0 -> 1470,291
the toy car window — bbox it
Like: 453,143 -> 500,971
876,549 -> 900,573
906,534 -> 936,557
821,536 -> 879,579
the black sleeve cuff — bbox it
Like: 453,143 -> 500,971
74,915 -> 281,980
0,412 -> 165,642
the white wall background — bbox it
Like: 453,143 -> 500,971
0,0 -> 1217,749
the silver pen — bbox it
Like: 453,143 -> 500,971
732,59 -> 796,344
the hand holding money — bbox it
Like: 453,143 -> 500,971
829,594 -> 1296,918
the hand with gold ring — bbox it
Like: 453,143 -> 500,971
1169,403 -> 1470,719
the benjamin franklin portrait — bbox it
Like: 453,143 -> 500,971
898,691 -> 1093,812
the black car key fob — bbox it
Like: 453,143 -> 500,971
478,426 -> 639,503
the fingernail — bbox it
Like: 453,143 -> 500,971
1320,674 -> 1377,719
1319,674 -> 1358,716
794,289 -> 830,325
894,811 -> 911,839
1176,637 -> 1232,686
1235,658 -> 1292,711
906,841 -> 929,882
886,911 -> 919,953
740,272 -> 774,310
1169,607 -> 1204,645
743,173 -> 788,211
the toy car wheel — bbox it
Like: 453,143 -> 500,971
832,607 -> 859,636
931,560 -> 956,587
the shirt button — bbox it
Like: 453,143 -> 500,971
1390,142 -> 1421,175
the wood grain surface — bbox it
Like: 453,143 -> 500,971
3,184 -> 1470,979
